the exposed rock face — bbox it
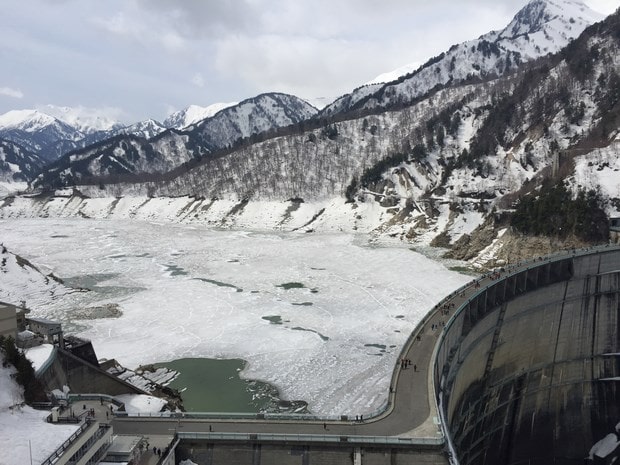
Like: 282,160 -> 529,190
492,232 -> 592,262
446,217 -> 596,267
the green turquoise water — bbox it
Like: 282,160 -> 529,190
156,358 -> 270,412
156,358 -> 308,414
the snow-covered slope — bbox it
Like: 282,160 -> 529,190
321,0 -> 603,117
164,103 -> 237,130
113,118 -> 167,139
0,110 -> 61,133
0,139 -> 44,183
0,352 -> 80,465
366,62 -> 421,85
0,244 -> 73,309
33,131 -> 192,189
497,0 -> 603,55
187,93 -> 318,152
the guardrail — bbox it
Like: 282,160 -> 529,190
113,410 -> 345,422
177,431 -> 444,447
68,393 -> 124,408
40,419 -> 91,465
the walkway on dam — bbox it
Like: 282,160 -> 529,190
105,245 -> 620,443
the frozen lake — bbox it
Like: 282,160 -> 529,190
1,218 -> 470,415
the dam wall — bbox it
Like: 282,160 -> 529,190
39,347 -> 145,397
434,248 -> 620,465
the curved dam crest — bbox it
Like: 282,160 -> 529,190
435,248 -> 620,465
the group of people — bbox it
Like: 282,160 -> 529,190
152,446 -> 168,457
440,302 -> 454,316
401,358 -> 416,371
431,322 -> 445,331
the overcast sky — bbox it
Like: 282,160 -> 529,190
0,0 -> 618,123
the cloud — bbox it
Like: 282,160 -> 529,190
132,0 -> 258,38
209,1 -> 519,100
191,73 -> 205,88
93,9 -> 187,53
37,104 -> 127,127
0,87 -> 24,99
584,0 -> 620,14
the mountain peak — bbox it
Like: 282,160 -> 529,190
321,0 -> 605,117
0,109 -> 58,132
164,102 -> 238,130
500,0 -> 603,41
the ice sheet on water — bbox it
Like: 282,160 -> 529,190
1,218 -> 471,415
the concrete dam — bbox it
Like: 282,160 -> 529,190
435,248 -> 620,465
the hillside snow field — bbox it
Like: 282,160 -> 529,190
0,353 -> 79,465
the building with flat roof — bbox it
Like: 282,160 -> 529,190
0,301 -> 20,339
28,317 -> 64,348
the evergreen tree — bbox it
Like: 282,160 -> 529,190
511,182 -> 609,243
0,335 -> 47,403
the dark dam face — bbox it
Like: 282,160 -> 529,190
435,249 -> 620,465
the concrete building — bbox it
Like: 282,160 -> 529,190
28,317 -> 64,348
611,217 -> 620,244
0,302 -> 18,339
40,419 -> 113,465
0,301 -> 27,340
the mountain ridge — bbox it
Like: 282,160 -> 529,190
319,0 -> 603,119
31,92 -> 318,189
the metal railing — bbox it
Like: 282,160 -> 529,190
177,431 -> 444,446
40,419 -> 91,465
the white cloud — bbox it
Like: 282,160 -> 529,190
93,9 -> 187,53
584,0 -> 620,14
0,87 -> 23,99
37,104 -> 126,130
191,73 -> 205,88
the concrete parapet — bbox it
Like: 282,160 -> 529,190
435,247 -> 620,465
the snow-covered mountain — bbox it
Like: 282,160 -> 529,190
321,0 -> 603,118
32,93 -> 318,189
8,0 -> 620,267
163,103 -> 237,130
0,109 -> 161,164
365,62 -> 421,86
0,139 -> 44,183
0,110 -> 87,162
28,4 -> 614,267
113,119 -> 167,139
187,93 -> 317,152
0,245 -> 74,309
